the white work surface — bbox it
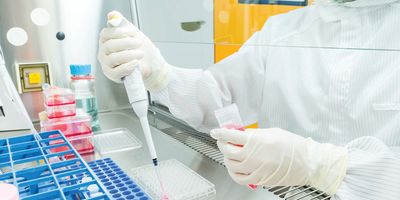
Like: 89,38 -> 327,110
92,110 -> 281,200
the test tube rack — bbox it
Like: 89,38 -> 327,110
0,130 -> 110,199
88,158 -> 151,200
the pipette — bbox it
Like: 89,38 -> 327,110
107,11 -> 158,167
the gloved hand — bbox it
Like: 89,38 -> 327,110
97,11 -> 171,91
210,128 -> 348,195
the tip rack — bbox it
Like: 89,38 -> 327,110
0,130 -> 110,200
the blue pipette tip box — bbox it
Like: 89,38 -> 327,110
88,158 -> 151,200
0,130 -> 110,199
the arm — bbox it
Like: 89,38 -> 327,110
98,12 -> 270,133
333,137 -> 400,200
152,32 -> 266,132
211,127 -> 400,198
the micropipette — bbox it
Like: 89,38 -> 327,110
107,11 -> 158,166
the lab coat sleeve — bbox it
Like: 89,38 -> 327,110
333,136 -> 400,200
151,31 -> 268,133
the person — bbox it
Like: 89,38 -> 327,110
98,0 -> 400,199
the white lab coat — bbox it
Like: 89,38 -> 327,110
153,0 -> 400,199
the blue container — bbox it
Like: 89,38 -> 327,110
88,158 -> 151,200
0,130 -> 110,199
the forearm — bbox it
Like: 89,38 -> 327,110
332,136 -> 400,200
151,66 -> 226,133
150,35 -> 266,132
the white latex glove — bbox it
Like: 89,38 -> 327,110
210,128 -> 348,195
97,11 -> 170,91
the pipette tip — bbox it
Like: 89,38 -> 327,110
152,158 -> 158,166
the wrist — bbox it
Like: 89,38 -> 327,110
143,62 -> 171,92
306,138 -> 348,195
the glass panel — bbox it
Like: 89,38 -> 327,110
135,0 -> 399,61
141,0 -> 400,144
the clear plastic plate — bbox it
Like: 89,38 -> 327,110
93,128 -> 142,155
131,159 -> 216,200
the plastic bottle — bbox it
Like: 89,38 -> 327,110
70,64 -> 100,131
